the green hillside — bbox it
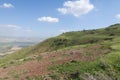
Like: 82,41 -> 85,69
0,24 -> 120,80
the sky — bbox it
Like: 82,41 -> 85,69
0,0 -> 120,38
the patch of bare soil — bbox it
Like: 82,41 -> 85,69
0,44 -> 110,80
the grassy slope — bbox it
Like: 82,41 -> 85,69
48,37 -> 120,80
0,24 -> 120,79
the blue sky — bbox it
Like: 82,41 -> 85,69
0,0 -> 120,38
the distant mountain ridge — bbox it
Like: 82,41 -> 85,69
0,37 -> 45,56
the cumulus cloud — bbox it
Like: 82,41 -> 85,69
58,0 -> 94,17
0,3 -> 14,8
38,17 -> 59,23
116,14 -> 120,19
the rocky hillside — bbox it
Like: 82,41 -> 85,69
0,24 -> 120,80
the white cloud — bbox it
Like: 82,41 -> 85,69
38,16 -> 59,23
0,25 -> 21,29
0,3 -> 14,8
0,24 -> 34,37
60,29 -> 70,33
116,14 -> 120,19
23,29 -> 33,32
58,0 -> 94,17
